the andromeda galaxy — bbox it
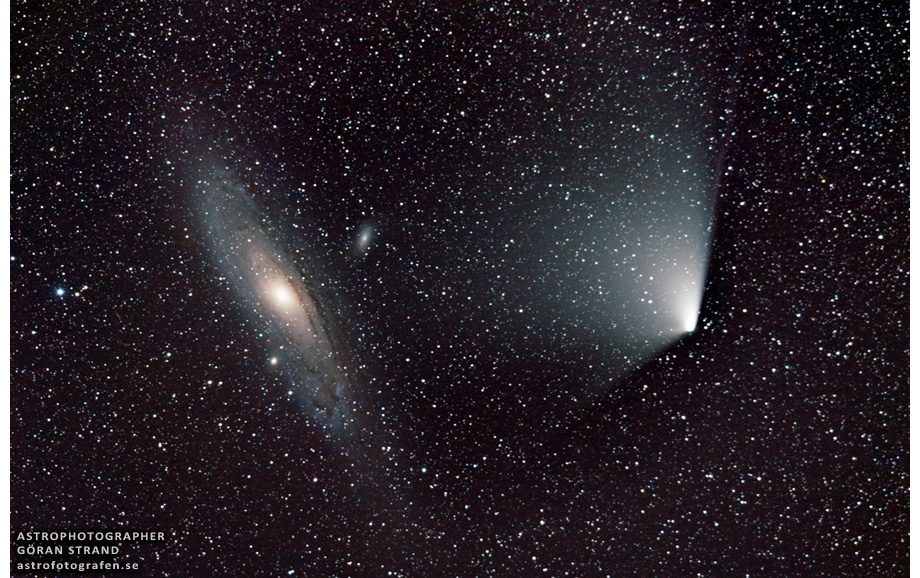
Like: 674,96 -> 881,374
193,162 -> 352,431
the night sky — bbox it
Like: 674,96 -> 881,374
11,2 -> 907,577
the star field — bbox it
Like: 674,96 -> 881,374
11,2 -> 907,577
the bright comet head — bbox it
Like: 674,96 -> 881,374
681,307 -> 699,333
670,275 -> 703,335
654,254 -> 707,338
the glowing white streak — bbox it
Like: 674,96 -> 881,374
682,307 -> 699,333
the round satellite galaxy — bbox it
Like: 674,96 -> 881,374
193,161 -> 353,432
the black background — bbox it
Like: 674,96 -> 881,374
12,1 -> 906,576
